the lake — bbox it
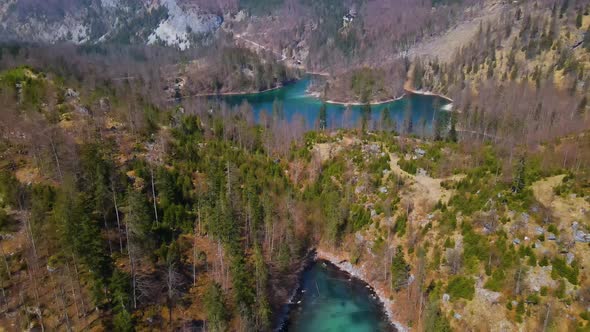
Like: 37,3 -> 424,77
211,77 -> 451,131
282,260 -> 395,332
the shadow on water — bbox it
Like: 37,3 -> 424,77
280,260 -> 396,332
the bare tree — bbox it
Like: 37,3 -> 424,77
446,248 -> 462,275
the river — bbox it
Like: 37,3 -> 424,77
282,260 -> 395,332
211,77 -> 451,131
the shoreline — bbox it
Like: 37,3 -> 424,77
274,248 -> 405,332
308,88 -> 454,107
316,248 -> 409,332
273,249 -> 317,331
193,85 -> 284,97
306,91 -> 406,106
176,76 -> 454,112
325,95 -> 406,106
170,78 -> 300,101
403,80 -> 454,103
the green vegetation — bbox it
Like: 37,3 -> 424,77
424,300 -> 452,332
551,257 -> 579,285
446,276 -> 475,301
204,282 -> 229,332
391,246 -> 410,291
351,68 -> 384,103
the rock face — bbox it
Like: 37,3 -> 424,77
147,0 -> 222,50
0,0 -> 222,48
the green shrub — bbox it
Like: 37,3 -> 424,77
443,237 -> 455,248
446,276 -> 475,301
516,300 -> 525,314
555,279 -> 566,299
484,269 -> 506,291
551,257 -> 579,285
350,204 -> 371,232
394,213 -> 407,236
462,223 -> 488,267
547,224 -> 559,235
526,293 -> 540,305
398,158 -> 418,175
424,300 -> 452,332
539,256 -> 549,267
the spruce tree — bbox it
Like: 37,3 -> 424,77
512,156 -> 526,194
391,246 -> 410,291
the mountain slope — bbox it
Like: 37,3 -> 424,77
0,0 -> 223,49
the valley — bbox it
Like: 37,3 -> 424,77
0,0 -> 590,331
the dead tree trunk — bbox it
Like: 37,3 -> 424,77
150,167 -> 159,225
70,254 -> 87,316
103,213 -> 113,256
65,263 -> 80,319
112,182 -> 124,253
49,137 -> 63,181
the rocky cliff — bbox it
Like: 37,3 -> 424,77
0,0 -> 222,49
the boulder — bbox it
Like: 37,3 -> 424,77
575,230 -> 590,243
65,88 -> 79,98
566,253 -> 575,265
477,287 -> 501,304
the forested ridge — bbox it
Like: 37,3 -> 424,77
0,58 -> 310,330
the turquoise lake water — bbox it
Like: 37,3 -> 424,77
284,261 -> 394,332
211,77 -> 450,130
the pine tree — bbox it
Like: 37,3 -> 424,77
391,246 -> 410,291
125,187 -> 155,252
578,96 -> 587,116
361,103 -> 372,132
203,282 -> 229,332
253,245 -> 270,330
512,156 -> 526,194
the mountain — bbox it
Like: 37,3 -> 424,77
0,0 -> 223,49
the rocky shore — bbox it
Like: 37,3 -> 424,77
315,248 -> 409,332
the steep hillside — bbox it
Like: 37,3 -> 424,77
0,0 -> 222,49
